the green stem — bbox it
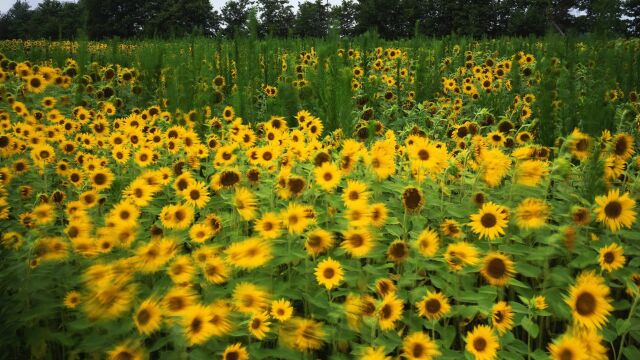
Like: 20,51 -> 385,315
616,296 -> 639,360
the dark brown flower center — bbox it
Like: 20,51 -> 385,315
575,292 -> 596,316
480,213 -> 497,228
604,201 -> 622,219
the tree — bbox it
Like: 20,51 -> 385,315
221,0 -> 254,37
577,0 -> 626,35
294,1 -> 330,37
257,0 -> 294,37
330,0 -> 359,37
78,0 -> 146,38
623,0 -> 640,35
145,0 -> 220,37
0,1 -> 32,39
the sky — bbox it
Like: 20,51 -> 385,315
0,0 -> 343,13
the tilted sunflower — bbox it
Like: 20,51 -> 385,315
565,271 -> 613,330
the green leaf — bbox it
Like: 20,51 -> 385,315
520,316 -> 539,338
616,318 -> 631,335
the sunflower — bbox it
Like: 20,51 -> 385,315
566,271 -> 613,330
514,159 -> 549,187
444,242 -> 480,271
108,201 -> 140,227
341,227 -> 374,257
568,129 -> 592,161
160,203 -> 194,230
480,252 -> 515,287
342,180 -> 370,208
233,187 -> 257,221
478,148 -> 511,187
486,131 -> 505,147
133,298 -> 163,335
548,335 -> 587,360
515,198 -> 549,230
225,237 -> 273,270
441,219 -> 464,239
377,293 -> 403,331
207,302 -> 233,336
222,343 -> 249,360
402,186 -> 425,213
248,311 -> 271,340
233,282 -> 270,314
610,133 -> 634,160
189,223 -> 213,243
254,212 -> 281,240
387,240 -> 409,263
222,106 -> 235,122
201,256 -> 229,284
491,301 -> 514,335
305,228 -> 334,256
271,299 -> 294,322
414,228 -> 439,257
408,140 -> 448,174
314,161 -> 341,192
370,203 -> 388,227
469,202 -> 508,240
182,181 -> 210,209
402,331 -> 440,360
167,255 -> 196,284
598,243 -> 625,272
360,346 -> 391,360
63,290 -> 81,309
89,169 -> 114,191
594,189 -> 636,232
282,202 -> 314,234
465,325 -> 500,360
416,291 -> 451,320
107,342 -> 145,360
314,257 -> 344,290
183,305 -> 215,345
279,317 -> 326,351
162,287 -> 197,316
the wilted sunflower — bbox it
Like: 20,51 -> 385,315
491,301 -> 514,335
416,291 -> 451,320
469,202 -> 508,240
402,331 -> 440,360
465,325 -> 499,360
315,257 -> 344,290
480,252 -> 515,287
377,293 -> 404,331
598,243 -> 625,272
402,186 -> 425,213
133,298 -> 163,335
515,198 -> 550,230
566,271 -> 612,330
594,189 -> 636,232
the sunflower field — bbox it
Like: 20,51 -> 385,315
0,36 -> 639,360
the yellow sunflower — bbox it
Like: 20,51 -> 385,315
314,161 -> 341,191
315,257 -> 344,290
248,311 -> 271,340
377,293 -> 403,331
515,198 -> 550,230
465,325 -> 500,360
548,335 -> 587,360
402,331 -> 441,360
594,189 -> 636,232
341,227 -> 375,257
566,271 -> 613,330
416,291 -> 451,320
270,299 -> 294,322
469,202 -> 508,240
133,298 -> 163,335
480,252 -> 515,287
598,243 -> 625,272
414,228 -> 439,257
491,301 -> 514,335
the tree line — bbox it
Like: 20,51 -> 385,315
1,0 -> 640,39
